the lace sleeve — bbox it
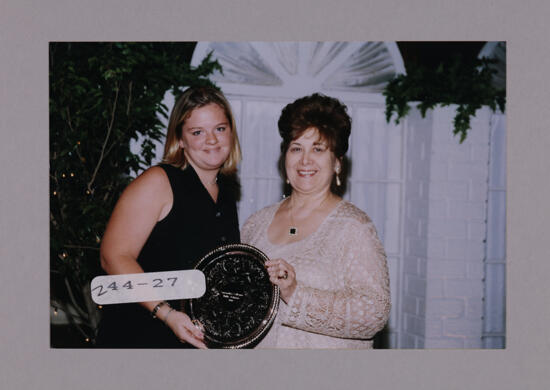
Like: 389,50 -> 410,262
281,220 -> 391,339
240,215 -> 255,244
241,208 -> 269,244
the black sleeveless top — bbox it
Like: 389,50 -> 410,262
96,164 -> 240,348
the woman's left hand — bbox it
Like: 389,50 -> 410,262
265,258 -> 296,303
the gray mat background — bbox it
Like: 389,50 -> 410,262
1,0 -> 549,388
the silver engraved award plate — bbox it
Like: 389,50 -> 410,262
184,244 -> 279,349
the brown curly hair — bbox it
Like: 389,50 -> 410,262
278,93 -> 351,157
277,93 -> 352,194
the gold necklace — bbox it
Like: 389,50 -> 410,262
288,193 -> 331,236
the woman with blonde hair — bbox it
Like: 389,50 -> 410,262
97,86 -> 241,348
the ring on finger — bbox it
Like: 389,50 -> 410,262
192,319 -> 205,333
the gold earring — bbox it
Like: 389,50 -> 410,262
286,179 -> 290,184
336,174 -> 341,187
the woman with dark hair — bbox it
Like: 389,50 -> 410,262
96,86 -> 241,348
242,93 -> 390,348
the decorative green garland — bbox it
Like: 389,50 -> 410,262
383,55 -> 505,143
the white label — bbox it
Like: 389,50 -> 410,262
90,270 -> 206,304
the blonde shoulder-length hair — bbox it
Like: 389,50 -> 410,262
162,86 -> 241,174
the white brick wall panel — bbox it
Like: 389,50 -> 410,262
426,278 -> 445,298
419,139 -> 427,161
428,217 -> 449,241
407,179 -> 423,199
418,219 -> 427,237
461,129 -> 488,145
405,274 -> 427,297
428,181 -> 446,200
430,161 -> 449,181
467,221 -> 486,240
428,199 -> 448,218
447,181 -> 470,200
466,261 -> 485,279
467,240 -> 486,260
428,260 -> 467,279
432,144 -> 471,163
428,218 -> 467,239
448,200 -> 486,220
426,298 -> 465,318
427,239 -> 446,258
469,181 -> 489,202
424,337 -> 465,348
407,199 -> 429,219
438,131 -> 464,147
463,125 -> 490,145
405,313 -> 425,336
444,318 -> 483,338
433,130 -> 462,148
430,147 -> 447,163
402,295 -> 418,315
449,219 -> 469,238
388,309 -> 398,329
408,237 -> 427,257
425,318 -> 443,338
400,105 -> 492,348
404,217 -> 422,239
432,110 -> 454,133
404,238 -> 412,257
386,333 -> 398,348
463,337 -> 483,348
406,162 -> 413,181
465,297 -> 484,320
403,257 -> 419,275
417,297 -> 426,317
414,336 -> 425,349
447,200 -> 471,219
410,164 -> 430,181
403,255 -> 418,271
448,162 -> 489,182
445,279 -> 484,299
446,238 -> 470,259
429,181 -> 469,201
418,258 -> 427,276
400,333 -> 417,348
418,181 -> 428,199
470,144 -> 490,163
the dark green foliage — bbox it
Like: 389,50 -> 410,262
383,55 -> 505,143
49,42 -> 220,343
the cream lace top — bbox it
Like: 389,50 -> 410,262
241,199 -> 390,349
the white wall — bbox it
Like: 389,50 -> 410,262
401,108 -> 432,348
401,105 -> 492,348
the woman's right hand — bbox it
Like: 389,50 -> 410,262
164,310 -> 207,349
265,258 -> 297,304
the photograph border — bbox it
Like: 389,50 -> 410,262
2,0 -> 549,388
